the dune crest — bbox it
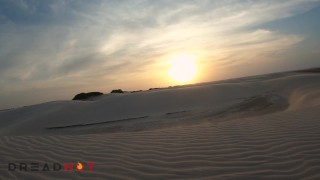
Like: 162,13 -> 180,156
0,71 -> 320,179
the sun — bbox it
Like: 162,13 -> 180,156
168,54 -> 197,84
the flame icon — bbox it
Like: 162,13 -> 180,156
76,161 -> 84,171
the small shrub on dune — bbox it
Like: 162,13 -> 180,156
110,89 -> 124,93
72,92 -> 103,100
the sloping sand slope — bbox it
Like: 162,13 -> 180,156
0,71 -> 320,179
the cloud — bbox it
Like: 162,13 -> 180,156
0,0 -> 319,108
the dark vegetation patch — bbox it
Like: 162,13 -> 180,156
110,89 -> 124,93
72,92 -> 103,101
149,88 -> 162,91
131,90 -> 143,93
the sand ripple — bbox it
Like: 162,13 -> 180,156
1,106 -> 320,179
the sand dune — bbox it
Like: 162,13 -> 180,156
0,71 -> 320,179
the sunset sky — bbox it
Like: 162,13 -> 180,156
1,0 -> 320,109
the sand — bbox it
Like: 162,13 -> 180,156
0,71 -> 320,179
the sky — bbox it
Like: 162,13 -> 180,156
0,0 -> 320,109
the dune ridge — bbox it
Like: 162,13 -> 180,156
0,71 -> 320,179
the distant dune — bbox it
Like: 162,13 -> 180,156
1,69 -> 320,179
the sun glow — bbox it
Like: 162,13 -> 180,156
168,54 -> 197,84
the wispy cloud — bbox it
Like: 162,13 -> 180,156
0,0 -> 319,108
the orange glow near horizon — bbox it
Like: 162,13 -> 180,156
168,54 -> 198,84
